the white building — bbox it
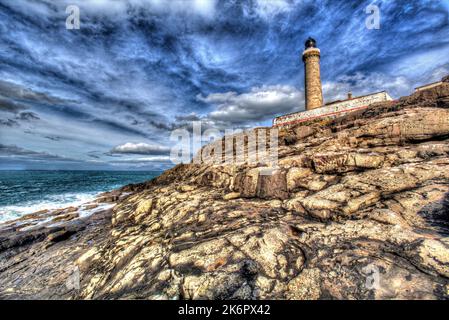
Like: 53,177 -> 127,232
273,91 -> 393,127
414,81 -> 444,92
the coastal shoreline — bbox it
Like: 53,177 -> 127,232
0,189 -> 126,234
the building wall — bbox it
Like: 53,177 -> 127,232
273,91 -> 393,127
415,82 -> 443,92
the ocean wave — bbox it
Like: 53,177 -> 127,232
0,192 -> 99,223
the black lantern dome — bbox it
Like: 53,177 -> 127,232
305,37 -> 317,49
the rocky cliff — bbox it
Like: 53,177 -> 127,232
1,81 -> 449,300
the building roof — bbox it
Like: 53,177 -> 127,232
325,90 -> 388,107
414,81 -> 443,90
275,90 -> 389,119
305,37 -> 317,49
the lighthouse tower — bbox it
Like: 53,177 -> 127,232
302,37 -> 323,110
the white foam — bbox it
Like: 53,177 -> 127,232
78,202 -> 115,218
0,192 -> 99,223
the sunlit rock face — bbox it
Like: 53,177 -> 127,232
1,83 -> 449,300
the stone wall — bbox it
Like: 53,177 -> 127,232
274,91 -> 393,127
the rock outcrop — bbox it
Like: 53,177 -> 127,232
1,82 -> 449,300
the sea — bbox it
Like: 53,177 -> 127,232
0,170 -> 161,223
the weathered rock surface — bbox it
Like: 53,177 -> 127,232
1,82 -> 449,299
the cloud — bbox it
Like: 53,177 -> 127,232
251,0 -> 300,20
0,80 -> 63,105
4,0 -> 218,19
198,85 -> 303,124
16,112 -> 40,121
427,64 -> 449,83
86,150 -> 102,159
0,97 -> 28,114
110,156 -> 171,163
322,72 -> 413,101
110,142 -> 171,155
0,119 -> 19,127
0,144 -> 79,162
175,113 -> 202,122
44,135 -> 63,141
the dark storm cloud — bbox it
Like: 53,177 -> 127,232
16,112 -> 40,121
0,0 -> 448,170
87,151 -> 101,159
90,118 -> 152,138
0,144 -> 78,162
0,119 -> 19,127
110,142 -> 171,155
109,157 -> 171,164
44,135 -> 63,141
0,80 -> 64,104
0,97 -> 28,114
175,113 -> 202,122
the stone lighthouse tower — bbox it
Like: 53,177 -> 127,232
302,37 -> 323,110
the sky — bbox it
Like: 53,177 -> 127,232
0,0 -> 448,171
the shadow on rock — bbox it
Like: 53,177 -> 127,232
418,191 -> 449,236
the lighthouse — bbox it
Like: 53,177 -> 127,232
273,37 -> 394,127
302,37 -> 323,110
